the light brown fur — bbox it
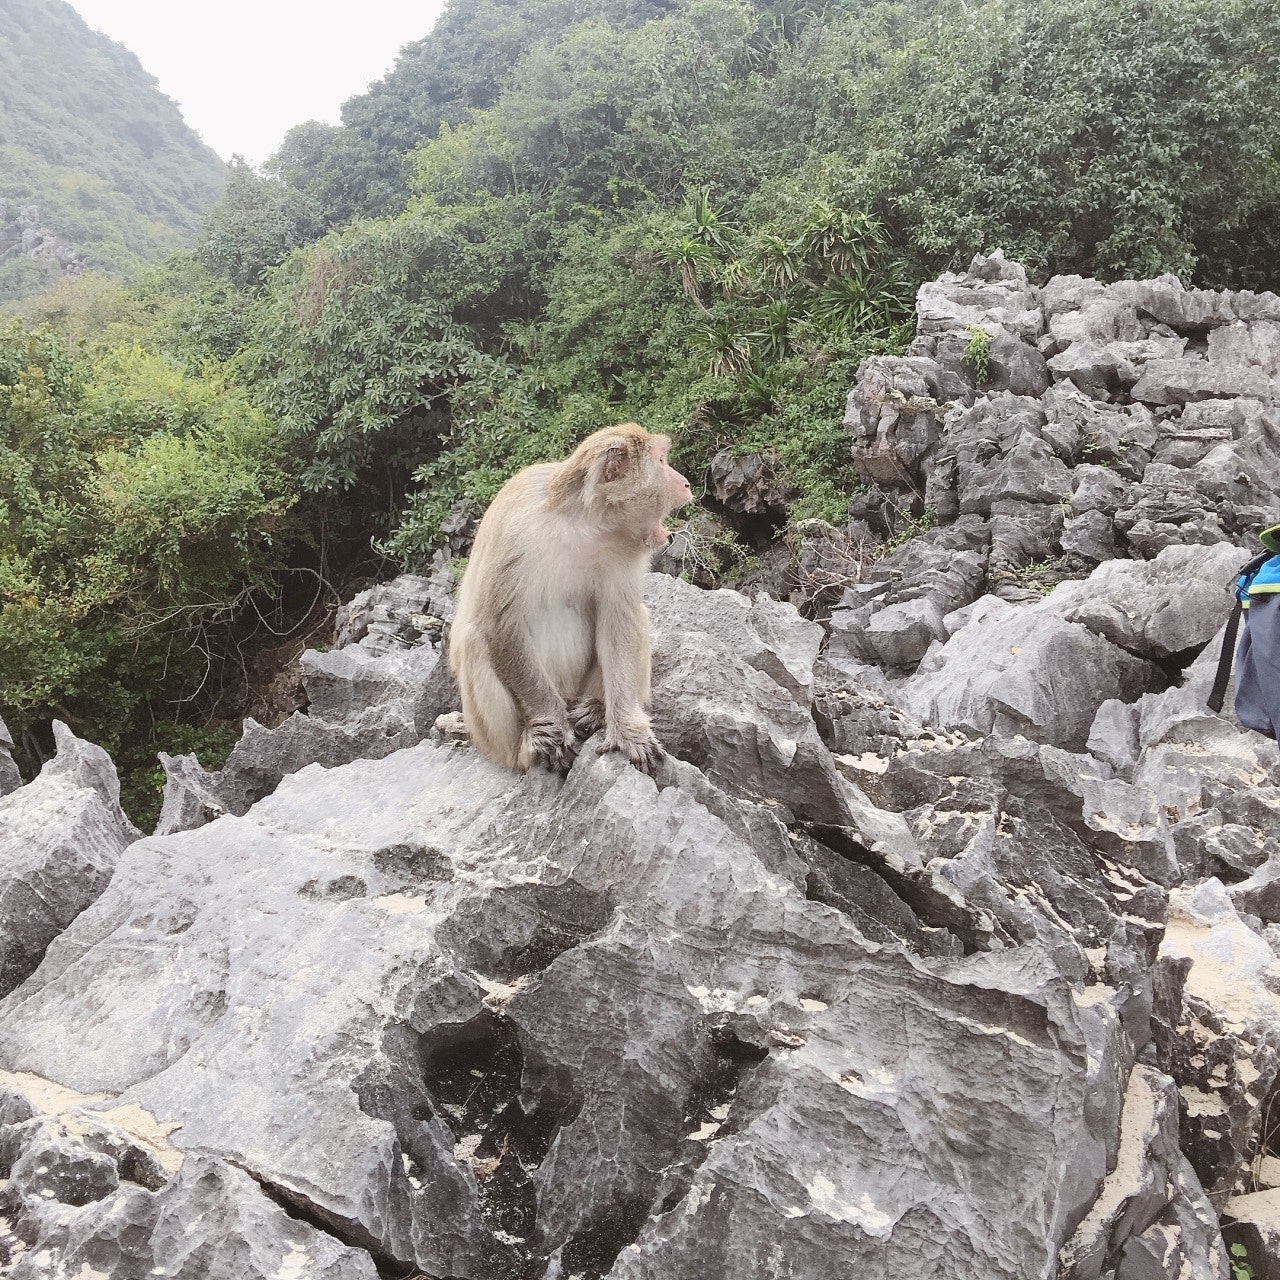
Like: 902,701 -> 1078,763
449,423 -> 691,772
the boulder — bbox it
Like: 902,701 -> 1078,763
844,354 -> 969,490
332,567 -> 455,652
0,742 -> 1143,1280
1159,881 -> 1280,1200
708,449 -> 794,515
1050,542 -> 1247,660
0,718 -> 20,797
914,249 -> 1044,343
1129,357 -> 1273,406
1223,1188 -> 1280,1280
645,574 -> 823,705
156,573 -> 458,837
1058,1065 -> 1229,1280
0,1070 -> 377,1279
0,722 -> 138,997
899,603 -> 1158,750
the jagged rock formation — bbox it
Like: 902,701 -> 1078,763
838,250 -> 1280,671
0,720 -> 20,798
0,202 -> 83,276
2,258 -> 1280,1279
0,723 -> 138,1000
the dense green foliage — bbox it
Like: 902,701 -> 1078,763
728,0 -> 1280,287
0,0 -> 227,300
4,0 -> 1280,822
0,320 -> 292,818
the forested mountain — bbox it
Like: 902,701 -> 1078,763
0,0 -> 227,300
3,0 -> 1280,822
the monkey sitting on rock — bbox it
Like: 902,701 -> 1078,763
448,423 -> 692,773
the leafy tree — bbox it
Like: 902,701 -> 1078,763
265,122 -> 412,228
0,320 -> 294,824
196,159 -> 326,290
240,198 -> 544,505
729,0 -> 1280,284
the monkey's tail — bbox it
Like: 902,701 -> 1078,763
455,645 -> 522,771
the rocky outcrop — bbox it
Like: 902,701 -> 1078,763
0,202 -> 84,276
0,1071 -> 377,1279
0,720 -> 20,798
154,566 -> 459,837
3,258 -> 1280,1279
840,250 -> 1280,669
0,723 -> 138,1000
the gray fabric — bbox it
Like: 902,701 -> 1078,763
1237,593 -> 1280,743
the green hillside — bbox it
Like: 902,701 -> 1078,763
0,0 -> 227,300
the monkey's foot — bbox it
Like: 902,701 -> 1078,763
518,717 -> 577,773
599,724 -> 664,774
568,697 -> 607,742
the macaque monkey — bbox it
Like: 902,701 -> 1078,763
449,423 -> 692,773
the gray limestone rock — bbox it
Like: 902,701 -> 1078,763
844,354 -> 969,490
1058,1064 -> 1229,1280
1130,357 -> 1273,406
1048,340 -> 1140,399
707,449 -> 794,515
826,519 -> 990,673
0,719 -> 20,797
0,723 -> 139,997
1071,464 -> 1134,516
154,701 -> 422,837
1041,273 -> 1109,321
1061,509 -> 1120,563
927,394 -> 1075,521
645,573 -> 823,705
917,324 -> 1052,398
1046,293 -> 1145,349
0,1070 -> 377,1279
1208,319 -> 1280,378
300,642 -> 442,724
915,249 -> 1044,343
1129,278 -> 1280,331
859,596 -> 945,668
1114,464 -> 1233,557
332,568 -> 455,651
1050,542 -> 1247,660
0,742 -> 1134,1280
899,602 -> 1158,750
156,572 -> 458,837
1159,881 -> 1280,1202
1223,1188 -> 1280,1280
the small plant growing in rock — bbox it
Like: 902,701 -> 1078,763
1230,1241 -> 1254,1280
963,323 -> 991,384
880,504 -> 938,552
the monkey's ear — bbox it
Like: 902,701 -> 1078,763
599,440 -> 631,483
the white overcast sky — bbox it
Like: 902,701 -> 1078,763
66,0 -> 449,165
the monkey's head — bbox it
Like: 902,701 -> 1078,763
551,423 -> 692,546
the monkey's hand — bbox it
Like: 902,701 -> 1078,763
518,715 -> 577,773
567,697 -> 607,742
599,719 -> 664,774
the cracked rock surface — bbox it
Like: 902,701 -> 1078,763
4,256 -> 1280,1278
0,723 -> 138,999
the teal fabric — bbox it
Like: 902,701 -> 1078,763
1246,555 -> 1280,598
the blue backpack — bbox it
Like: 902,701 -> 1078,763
1208,523 -> 1280,744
